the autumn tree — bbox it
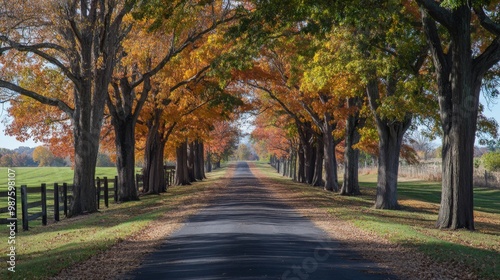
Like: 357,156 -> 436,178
104,0 -> 239,201
32,146 -> 55,167
416,0 -> 500,229
205,120 -> 240,171
0,1 -> 137,216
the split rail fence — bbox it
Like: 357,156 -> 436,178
1,167 -> 176,231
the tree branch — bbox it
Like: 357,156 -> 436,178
473,6 -> 500,36
0,80 -> 74,117
420,7 -> 449,74
415,0 -> 454,30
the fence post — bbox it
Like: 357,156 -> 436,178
485,170 -> 488,188
21,185 -> 28,231
62,183 -> 68,217
114,176 -> 118,202
104,177 -> 109,208
54,183 -> 60,222
96,177 -> 101,209
41,183 -> 47,226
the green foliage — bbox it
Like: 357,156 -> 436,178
481,151 -> 500,172
474,157 -> 481,169
235,143 -> 252,160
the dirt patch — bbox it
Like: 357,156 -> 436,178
249,162 -> 479,280
52,167 -> 234,280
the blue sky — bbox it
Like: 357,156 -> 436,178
1,96 -> 500,150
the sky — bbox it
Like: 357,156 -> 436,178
1,96 -> 499,150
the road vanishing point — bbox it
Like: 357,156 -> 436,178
128,162 -> 394,280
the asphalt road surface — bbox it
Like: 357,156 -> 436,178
129,162 -> 394,280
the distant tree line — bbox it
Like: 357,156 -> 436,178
0,146 -> 115,167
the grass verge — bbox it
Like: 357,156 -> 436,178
252,161 -> 500,280
0,166 -> 229,280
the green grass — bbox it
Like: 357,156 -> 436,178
0,167 -> 142,228
0,166 -> 229,279
0,167 -> 142,188
254,162 -> 500,280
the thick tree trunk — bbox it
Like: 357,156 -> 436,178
143,123 -> 166,194
175,141 -> 191,185
283,158 -> 287,176
373,120 -> 410,209
113,119 -> 139,201
366,76 -> 411,209
187,141 -> 196,182
304,140 -> 316,184
198,141 -> 207,179
297,144 -> 305,183
322,117 -> 338,192
340,98 -> 363,196
70,126 -> 99,217
312,136 -> 324,187
206,152 -> 212,173
419,5 -> 488,229
193,140 -> 204,181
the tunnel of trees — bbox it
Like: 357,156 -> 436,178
1,0 -> 500,230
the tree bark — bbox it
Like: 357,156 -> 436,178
70,125 -> 98,216
322,114 -> 339,192
198,141 -> 207,179
187,140 -> 196,182
417,4 -> 497,229
143,121 -> 167,194
340,97 -> 364,196
312,136 -> 324,187
297,144 -> 305,183
206,151 -> 212,173
175,141 -> 191,185
112,118 -> 140,201
373,119 -> 410,209
366,77 -> 412,209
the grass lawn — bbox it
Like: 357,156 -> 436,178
254,162 -> 500,279
0,167 -> 141,187
0,167 -> 142,228
0,166 -> 229,279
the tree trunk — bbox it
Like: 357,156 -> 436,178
373,120 -> 410,209
206,152 -> 212,173
304,140 -> 316,184
340,97 -> 363,196
193,140 -> 204,180
297,144 -> 305,183
113,118 -> 139,201
187,140 -> 196,182
322,117 -> 338,192
175,141 -> 191,185
198,141 -> 207,179
312,136 -> 324,187
418,5 -> 492,229
70,126 -> 98,217
143,123 -> 166,194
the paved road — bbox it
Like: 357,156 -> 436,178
129,162 -> 394,280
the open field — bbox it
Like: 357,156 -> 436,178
0,166 -> 229,279
0,167 -> 142,228
0,167 -> 142,188
253,162 -> 500,279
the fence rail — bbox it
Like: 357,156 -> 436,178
0,168 -> 176,231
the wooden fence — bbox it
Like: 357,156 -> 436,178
1,167 -> 176,231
